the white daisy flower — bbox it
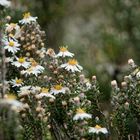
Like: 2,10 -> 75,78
0,0 -> 11,7
12,57 -> 30,69
0,94 -> 22,108
37,88 -> 55,99
4,38 -> 20,54
10,78 -> 23,87
19,12 -> 38,24
5,23 -> 20,33
19,86 -> 32,92
21,60 -> 44,76
50,84 -> 68,95
89,125 -> 108,134
30,86 -> 41,93
19,86 -> 41,95
56,46 -> 74,58
73,108 -> 92,120
60,59 -> 83,72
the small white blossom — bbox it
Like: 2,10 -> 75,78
0,0 -> 11,7
10,78 -> 23,87
4,38 -> 20,54
21,60 -> 44,76
19,86 -> 41,94
50,85 -> 68,95
56,46 -> 74,58
73,108 -> 92,120
6,23 -> 20,33
89,125 -> 108,134
37,88 -> 55,99
0,94 -> 23,108
12,57 -> 30,69
19,12 -> 37,24
60,59 -> 83,72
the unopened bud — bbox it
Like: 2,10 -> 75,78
23,103 -> 29,109
36,107 -> 42,112
49,98 -> 55,103
73,97 -> 80,103
21,113 -> 26,118
20,37 -> 25,41
38,114 -> 43,118
111,80 -> 117,88
121,82 -> 127,88
128,59 -> 135,67
6,16 -> 11,21
62,101 -> 67,106
92,75 -> 96,81
124,102 -> 129,109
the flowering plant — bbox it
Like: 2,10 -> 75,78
111,59 -> 140,139
0,11 -> 108,140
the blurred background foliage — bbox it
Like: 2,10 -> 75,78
10,0 -> 140,101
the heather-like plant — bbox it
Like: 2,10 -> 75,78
0,11 -> 109,140
111,59 -> 140,139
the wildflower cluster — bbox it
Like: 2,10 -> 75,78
0,12 -> 108,140
111,59 -> 140,139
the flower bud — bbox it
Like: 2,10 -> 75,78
38,114 -> 43,118
47,125 -> 51,129
26,52 -> 30,57
49,98 -> 55,103
92,75 -> 96,81
121,82 -> 127,88
37,101 -> 42,105
36,107 -> 42,112
124,102 -> 129,109
111,80 -> 117,88
43,117 -> 48,122
79,74 -> 85,82
20,37 -> 25,41
62,101 -> 67,106
21,113 -> 26,118
41,43 -> 44,47
128,59 -> 135,67
6,16 -> 11,21
23,103 -> 29,109
73,97 -> 80,103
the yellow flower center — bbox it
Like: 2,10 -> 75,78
54,85 -> 62,90
9,34 -> 14,37
10,23 -> 16,28
60,47 -> 68,52
16,79 -> 22,84
18,57 -> 25,63
76,108 -> 85,114
7,94 -> 16,100
9,41 -> 14,47
68,59 -> 77,65
95,125 -> 102,129
23,12 -> 31,19
41,88 -> 49,93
